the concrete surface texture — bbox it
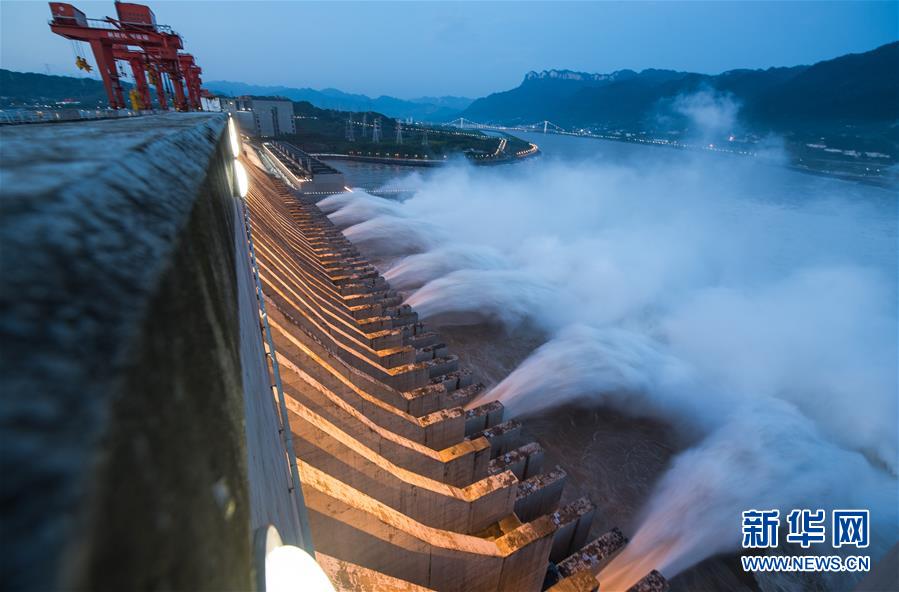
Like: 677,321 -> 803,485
0,113 -> 261,590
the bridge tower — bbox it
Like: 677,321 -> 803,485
395,120 -> 403,144
544,120 -> 548,134
421,129 -> 428,147
372,117 -> 381,143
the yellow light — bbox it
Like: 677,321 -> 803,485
265,545 -> 335,592
234,160 -> 249,198
229,117 -> 241,157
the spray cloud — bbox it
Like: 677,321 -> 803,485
322,97 -> 897,589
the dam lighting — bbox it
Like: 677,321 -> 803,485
229,117 -> 241,158
234,160 -> 249,198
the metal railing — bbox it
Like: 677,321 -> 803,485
238,179 -> 315,553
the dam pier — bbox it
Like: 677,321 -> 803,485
2,113 -> 667,591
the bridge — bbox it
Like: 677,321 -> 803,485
2,113 -> 668,592
445,117 -> 765,160
448,117 -> 567,134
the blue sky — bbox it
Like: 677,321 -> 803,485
1,1 -> 896,98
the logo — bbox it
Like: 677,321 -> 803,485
741,508 -> 871,574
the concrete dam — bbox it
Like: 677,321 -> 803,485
2,113 -> 668,592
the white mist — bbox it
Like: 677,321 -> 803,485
321,121 -> 897,590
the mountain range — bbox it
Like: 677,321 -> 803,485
3,41 -> 896,142
461,42 -> 899,134
203,80 -> 472,121
0,69 -> 121,108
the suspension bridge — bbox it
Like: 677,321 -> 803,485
447,117 -> 567,134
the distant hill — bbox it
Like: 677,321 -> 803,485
0,69 -> 125,108
461,42 -> 899,134
204,80 -> 471,121
0,69 -> 471,120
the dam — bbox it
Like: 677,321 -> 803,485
1,113 -> 668,591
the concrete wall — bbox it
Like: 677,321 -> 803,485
250,100 -> 296,137
0,113 -> 302,591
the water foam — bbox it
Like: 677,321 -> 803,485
326,131 -> 897,589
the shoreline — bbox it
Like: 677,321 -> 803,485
516,130 -> 896,188
312,143 -> 541,168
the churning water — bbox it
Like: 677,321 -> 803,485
321,130 -> 897,591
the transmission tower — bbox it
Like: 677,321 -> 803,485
372,117 -> 381,143
395,120 -> 403,144
345,117 -> 355,141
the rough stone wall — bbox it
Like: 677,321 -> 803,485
0,114 -> 259,591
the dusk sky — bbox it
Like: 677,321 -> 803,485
2,1 -> 896,99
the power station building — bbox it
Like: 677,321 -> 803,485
248,99 -> 296,137
210,97 -> 295,137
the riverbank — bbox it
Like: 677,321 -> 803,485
312,143 -> 540,168
515,129 -> 896,188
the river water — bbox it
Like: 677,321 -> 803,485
322,133 -> 897,592
326,132 -> 896,274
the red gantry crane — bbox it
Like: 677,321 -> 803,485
48,1 -> 204,111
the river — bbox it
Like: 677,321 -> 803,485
325,132 -> 896,275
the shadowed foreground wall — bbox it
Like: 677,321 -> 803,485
0,114 -> 296,591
